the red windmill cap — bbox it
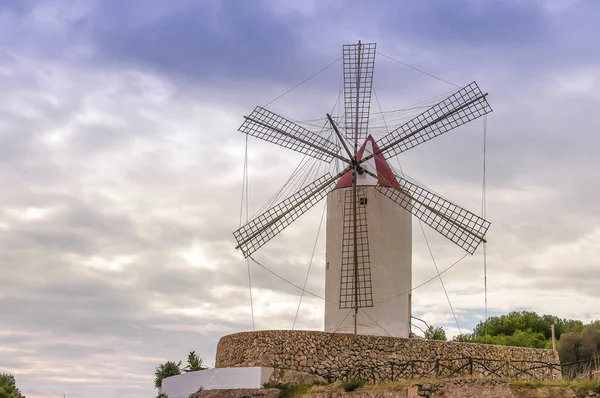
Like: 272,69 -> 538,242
335,135 -> 400,189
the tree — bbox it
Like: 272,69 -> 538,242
184,351 -> 206,372
0,373 -> 24,398
453,311 -> 584,349
558,321 -> 600,363
470,311 -> 584,342
424,326 -> 447,341
154,361 -> 182,389
451,311 -> 598,354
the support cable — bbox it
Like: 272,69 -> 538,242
360,309 -> 393,337
242,66 -> 344,329
239,134 -> 255,331
292,202 -> 327,330
291,80 -> 346,329
374,253 -> 469,304
373,86 -> 462,334
333,310 -> 353,333
249,251 -> 468,306
377,51 -> 460,88
249,256 -> 334,304
482,114 -> 489,341
264,57 -> 342,107
419,222 -> 462,335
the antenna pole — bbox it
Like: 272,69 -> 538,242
353,40 -> 362,341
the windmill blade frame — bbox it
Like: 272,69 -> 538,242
234,168 -> 351,258
239,106 -> 347,163
361,82 -> 492,163
343,41 -> 377,141
339,186 -> 373,309
362,167 -> 490,255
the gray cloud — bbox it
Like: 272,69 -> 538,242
1,1 -> 600,398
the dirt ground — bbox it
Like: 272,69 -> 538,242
305,379 -> 586,398
188,379 -> 596,398
439,381 -> 576,398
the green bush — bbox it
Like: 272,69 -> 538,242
154,350 -> 208,391
342,380 -> 364,392
424,326 -> 447,341
154,361 -> 182,389
263,383 -> 313,398
184,351 -> 206,372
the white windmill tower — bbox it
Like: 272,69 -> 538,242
233,41 -> 492,339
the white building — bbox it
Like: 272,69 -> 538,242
324,136 -> 412,338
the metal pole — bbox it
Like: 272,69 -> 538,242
353,169 -> 358,341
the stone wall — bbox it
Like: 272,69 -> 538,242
215,331 -> 560,382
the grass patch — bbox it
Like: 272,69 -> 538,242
510,380 -> 574,388
341,380 -> 364,392
510,380 -> 600,398
359,378 -> 437,391
510,380 -> 600,388
263,383 -> 314,398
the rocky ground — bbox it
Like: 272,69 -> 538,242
187,378 -> 600,398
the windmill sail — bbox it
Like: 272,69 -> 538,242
234,170 -> 349,258
364,82 -> 492,162
239,106 -> 343,162
343,42 -> 377,141
339,186 -> 373,309
374,170 -> 490,254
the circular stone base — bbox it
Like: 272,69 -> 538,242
215,330 -> 558,382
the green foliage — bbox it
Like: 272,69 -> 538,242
470,311 -> 584,341
184,351 -> 206,372
424,326 -> 447,341
263,383 -> 313,398
510,379 -> 600,396
154,350 -> 208,390
455,329 -> 549,348
154,360 -> 182,389
451,310 -> 600,362
453,311 -> 587,349
0,373 -> 24,398
342,380 -> 364,392
574,381 -> 600,398
558,321 -> 600,363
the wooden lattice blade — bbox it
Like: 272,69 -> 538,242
233,171 -> 345,258
239,106 -> 343,162
343,42 -> 376,141
369,82 -> 492,161
374,172 -> 490,255
339,186 -> 373,309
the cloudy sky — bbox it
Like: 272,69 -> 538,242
1,0 -> 600,396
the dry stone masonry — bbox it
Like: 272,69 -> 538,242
215,330 -> 559,382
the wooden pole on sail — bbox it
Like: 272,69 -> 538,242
353,40 -> 362,341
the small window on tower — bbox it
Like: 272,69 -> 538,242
359,197 -> 368,206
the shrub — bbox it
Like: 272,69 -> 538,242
154,361 -> 182,389
342,380 -> 364,392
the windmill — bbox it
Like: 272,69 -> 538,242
233,41 -> 492,339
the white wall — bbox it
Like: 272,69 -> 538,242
161,367 -> 273,398
324,186 -> 412,337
